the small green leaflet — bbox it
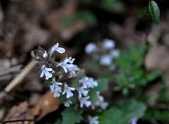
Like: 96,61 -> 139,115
148,0 -> 160,24
96,78 -> 109,92
99,100 -> 146,124
61,108 -> 82,124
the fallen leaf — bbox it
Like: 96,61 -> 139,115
4,102 -> 34,124
145,45 -> 169,72
31,91 -> 60,120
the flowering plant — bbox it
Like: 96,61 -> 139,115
32,41 -> 160,124
32,42 -> 108,124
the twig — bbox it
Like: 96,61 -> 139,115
0,119 -> 34,124
4,60 -> 37,93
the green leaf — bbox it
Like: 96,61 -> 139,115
100,107 -> 126,124
61,11 -> 96,29
96,78 -> 109,92
62,108 -> 82,124
102,0 -> 124,12
145,108 -> 169,122
114,43 -> 160,92
99,100 -> 146,124
124,100 -> 146,118
146,70 -> 161,81
148,0 -> 160,24
89,89 -> 98,103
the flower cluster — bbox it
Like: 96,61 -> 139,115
85,39 -> 119,68
57,57 -> 79,77
78,77 -> 98,108
34,42 -> 107,111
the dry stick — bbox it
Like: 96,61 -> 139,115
4,60 -> 37,93
0,60 -> 37,124
0,119 -> 34,124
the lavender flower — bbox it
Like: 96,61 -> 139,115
66,64 -> 79,77
99,55 -> 113,66
131,117 -> 138,124
63,84 -> 75,98
88,116 -> 99,124
102,39 -> 115,50
94,92 -> 108,109
50,80 -> 62,97
79,77 -> 98,89
79,96 -> 92,108
78,86 -> 89,98
43,50 -> 48,58
49,42 -> 65,55
85,43 -> 97,54
57,57 -> 79,76
40,65 -> 54,80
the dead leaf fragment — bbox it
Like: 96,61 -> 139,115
31,91 -> 60,120
4,102 -> 34,124
145,45 -> 169,72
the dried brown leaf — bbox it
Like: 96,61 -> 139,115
31,91 -> 60,120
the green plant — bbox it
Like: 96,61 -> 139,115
114,44 -> 160,94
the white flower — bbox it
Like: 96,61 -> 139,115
110,49 -> 120,58
64,100 -> 72,107
99,55 -> 112,66
43,50 -> 48,58
88,116 -> 99,124
94,92 -> 108,109
50,81 -> 62,97
78,86 -> 89,98
66,64 -> 79,77
40,65 -> 54,80
63,84 -> 75,98
49,42 -> 65,55
79,77 -> 98,89
102,39 -> 115,50
131,117 -> 138,124
57,57 -> 79,76
79,96 -> 92,108
85,43 -> 97,54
